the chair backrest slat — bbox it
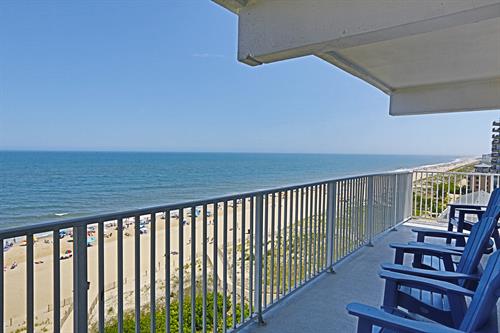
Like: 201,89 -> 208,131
460,250 -> 500,331
457,188 -> 500,277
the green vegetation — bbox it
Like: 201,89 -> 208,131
413,175 -> 470,217
98,292 -> 249,333
450,162 -> 477,173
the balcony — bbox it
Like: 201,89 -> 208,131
1,170 -> 498,332
239,221 -> 471,333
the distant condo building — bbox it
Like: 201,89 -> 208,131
491,121 -> 500,173
468,122 -> 500,192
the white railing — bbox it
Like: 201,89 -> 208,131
411,170 -> 500,219
0,171 -> 412,333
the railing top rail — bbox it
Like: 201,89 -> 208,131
413,170 -> 495,177
0,170 -> 411,238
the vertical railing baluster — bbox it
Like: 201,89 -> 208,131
322,184 -> 327,266
446,173 -> 451,209
304,187 -> 309,279
424,172 -> 429,217
270,194 -> 275,303
435,173 -> 440,217
27,234 -> 34,333
0,237 -> 3,333
420,173 -> 424,218
202,204 -> 208,333
355,179 -> 359,248
349,180 -> 354,252
222,202 -> 228,332
441,173 -> 445,215
393,174 -> 398,229
165,211 -> 171,332
98,222 -> 104,333
313,186 -> 318,270
232,200 -> 237,328
134,216 -> 140,333
299,187 -> 305,285
117,218 -> 124,332
212,203 -> 218,333
277,192 -> 282,297
316,184 -> 323,272
179,209 -> 184,333
288,189 -> 293,291
240,197 -> 246,323
191,206 -> 197,333
265,194 -> 270,306
294,188 -> 299,287
73,225 -> 88,333
150,214 -> 156,333
341,180 -> 347,257
367,177 -> 374,246
308,186 -> 314,276
248,198 -> 253,319
326,181 -> 336,271
413,172 -> 417,217
254,194 -> 264,324
465,174 -> 469,204
53,230 -> 61,333
282,190 -> 288,295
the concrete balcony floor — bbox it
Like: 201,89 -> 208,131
241,220 -> 499,333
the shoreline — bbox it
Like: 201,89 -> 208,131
2,156 -> 477,237
409,156 -> 478,172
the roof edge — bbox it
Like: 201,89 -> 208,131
212,0 -> 248,13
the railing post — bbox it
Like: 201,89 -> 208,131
408,172 -> 413,220
254,194 -> 265,325
391,174 -> 398,231
367,176 -> 374,247
73,224 -> 88,333
326,181 -> 336,273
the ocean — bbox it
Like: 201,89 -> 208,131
0,151 -> 460,228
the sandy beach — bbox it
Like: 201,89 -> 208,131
3,194 -> 310,332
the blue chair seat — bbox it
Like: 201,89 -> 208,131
399,285 -> 451,311
417,254 -> 459,271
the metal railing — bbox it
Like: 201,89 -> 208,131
0,171 -> 412,333
412,170 -> 500,219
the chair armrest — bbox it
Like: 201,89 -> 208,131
412,228 -> 467,245
448,203 -> 485,210
412,228 -> 469,239
408,241 -> 465,253
381,263 -> 480,283
379,270 -> 475,297
455,208 -> 486,214
457,209 -> 484,225
390,242 -> 462,256
448,204 -> 486,224
390,242 -> 460,267
346,303 -> 463,333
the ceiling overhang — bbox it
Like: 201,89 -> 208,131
213,0 -> 500,115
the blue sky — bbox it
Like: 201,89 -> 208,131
0,1 -> 497,156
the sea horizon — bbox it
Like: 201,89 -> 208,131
0,151 -> 469,229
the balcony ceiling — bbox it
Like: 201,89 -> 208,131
213,0 -> 500,115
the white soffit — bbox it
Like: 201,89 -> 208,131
213,0 -> 500,115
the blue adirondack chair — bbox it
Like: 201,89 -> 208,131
347,249 -> 500,332
412,188 -> 500,250
380,217 -> 496,327
387,203 -> 500,278
446,188 -> 499,235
